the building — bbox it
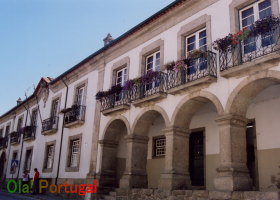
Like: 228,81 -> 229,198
1,0 -> 280,199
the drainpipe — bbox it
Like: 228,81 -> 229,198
55,78 -> 69,185
16,102 -> 30,180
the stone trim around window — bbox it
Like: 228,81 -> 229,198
71,78 -> 88,106
42,140 -> 56,173
177,14 -> 212,59
139,39 -> 164,75
110,56 -> 130,87
229,0 -> 279,33
23,146 -> 33,172
65,133 -> 82,172
152,135 -> 166,159
50,93 -> 62,115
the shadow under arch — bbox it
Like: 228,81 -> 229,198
171,91 -> 224,129
98,116 -> 130,190
131,105 -> 170,136
225,70 -> 280,116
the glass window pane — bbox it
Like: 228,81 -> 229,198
199,30 -> 206,38
242,7 -> 254,19
187,35 -> 195,44
259,0 -> 271,11
259,8 -> 272,19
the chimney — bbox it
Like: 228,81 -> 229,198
103,33 -> 113,46
17,97 -> 22,105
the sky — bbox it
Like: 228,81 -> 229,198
0,0 -> 174,115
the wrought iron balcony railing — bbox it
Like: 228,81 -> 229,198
64,105 -> 86,125
42,116 -> 59,133
219,25 -> 280,71
167,50 -> 217,90
130,71 -> 167,101
0,136 -> 8,149
23,126 -> 36,140
100,90 -> 130,112
10,131 -> 21,145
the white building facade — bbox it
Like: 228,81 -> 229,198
1,0 -> 280,199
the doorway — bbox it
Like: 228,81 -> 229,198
246,121 -> 259,190
189,130 -> 205,187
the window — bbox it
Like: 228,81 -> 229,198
186,29 -> 207,54
146,51 -> 160,73
239,0 -> 272,54
5,125 -> 10,137
75,85 -> 85,105
17,117 -> 23,132
10,151 -> 18,173
46,145 -> 55,169
0,128 -> 3,137
51,99 -> 59,117
31,109 -> 38,126
24,149 -> 33,171
116,67 -> 127,86
70,139 -> 80,167
153,136 -> 166,157
185,29 -> 207,73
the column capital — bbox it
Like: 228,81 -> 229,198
124,134 -> 149,143
163,126 -> 190,137
98,139 -> 118,147
215,114 -> 248,127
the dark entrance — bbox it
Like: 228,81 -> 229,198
0,152 -> 6,179
189,131 -> 204,187
246,121 -> 259,190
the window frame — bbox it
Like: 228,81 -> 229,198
43,140 -> 56,173
152,135 -> 166,158
50,98 -> 60,117
185,28 -> 207,56
145,51 -> 161,73
23,147 -> 33,172
229,0 -> 279,33
10,150 -> 18,174
65,134 -> 82,172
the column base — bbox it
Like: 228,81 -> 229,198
214,167 -> 252,191
158,170 -> 191,190
119,172 -> 147,189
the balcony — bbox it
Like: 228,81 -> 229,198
10,131 -> 21,145
130,71 -> 167,107
42,116 -> 59,135
217,17 -> 280,77
100,90 -> 130,115
63,105 -> 86,128
23,126 -> 36,141
167,50 -> 217,94
0,136 -> 8,149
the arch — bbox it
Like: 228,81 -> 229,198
102,115 -> 130,141
225,70 -> 280,116
171,91 -> 224,129
131,105 -> 170,136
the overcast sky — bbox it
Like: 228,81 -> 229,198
0,0 -> 174,115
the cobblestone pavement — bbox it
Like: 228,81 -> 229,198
0,189 -> 82,200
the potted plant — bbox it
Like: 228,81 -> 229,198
251,16 -> 280,36
164,61 -> 175,71
188,49 -> 207,59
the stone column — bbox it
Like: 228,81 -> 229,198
214,114 -> 252,191
159,126 -> 191,190
96,139 -> 118,190
119,134 -> 149,189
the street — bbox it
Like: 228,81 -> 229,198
0,190 -> 81,200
